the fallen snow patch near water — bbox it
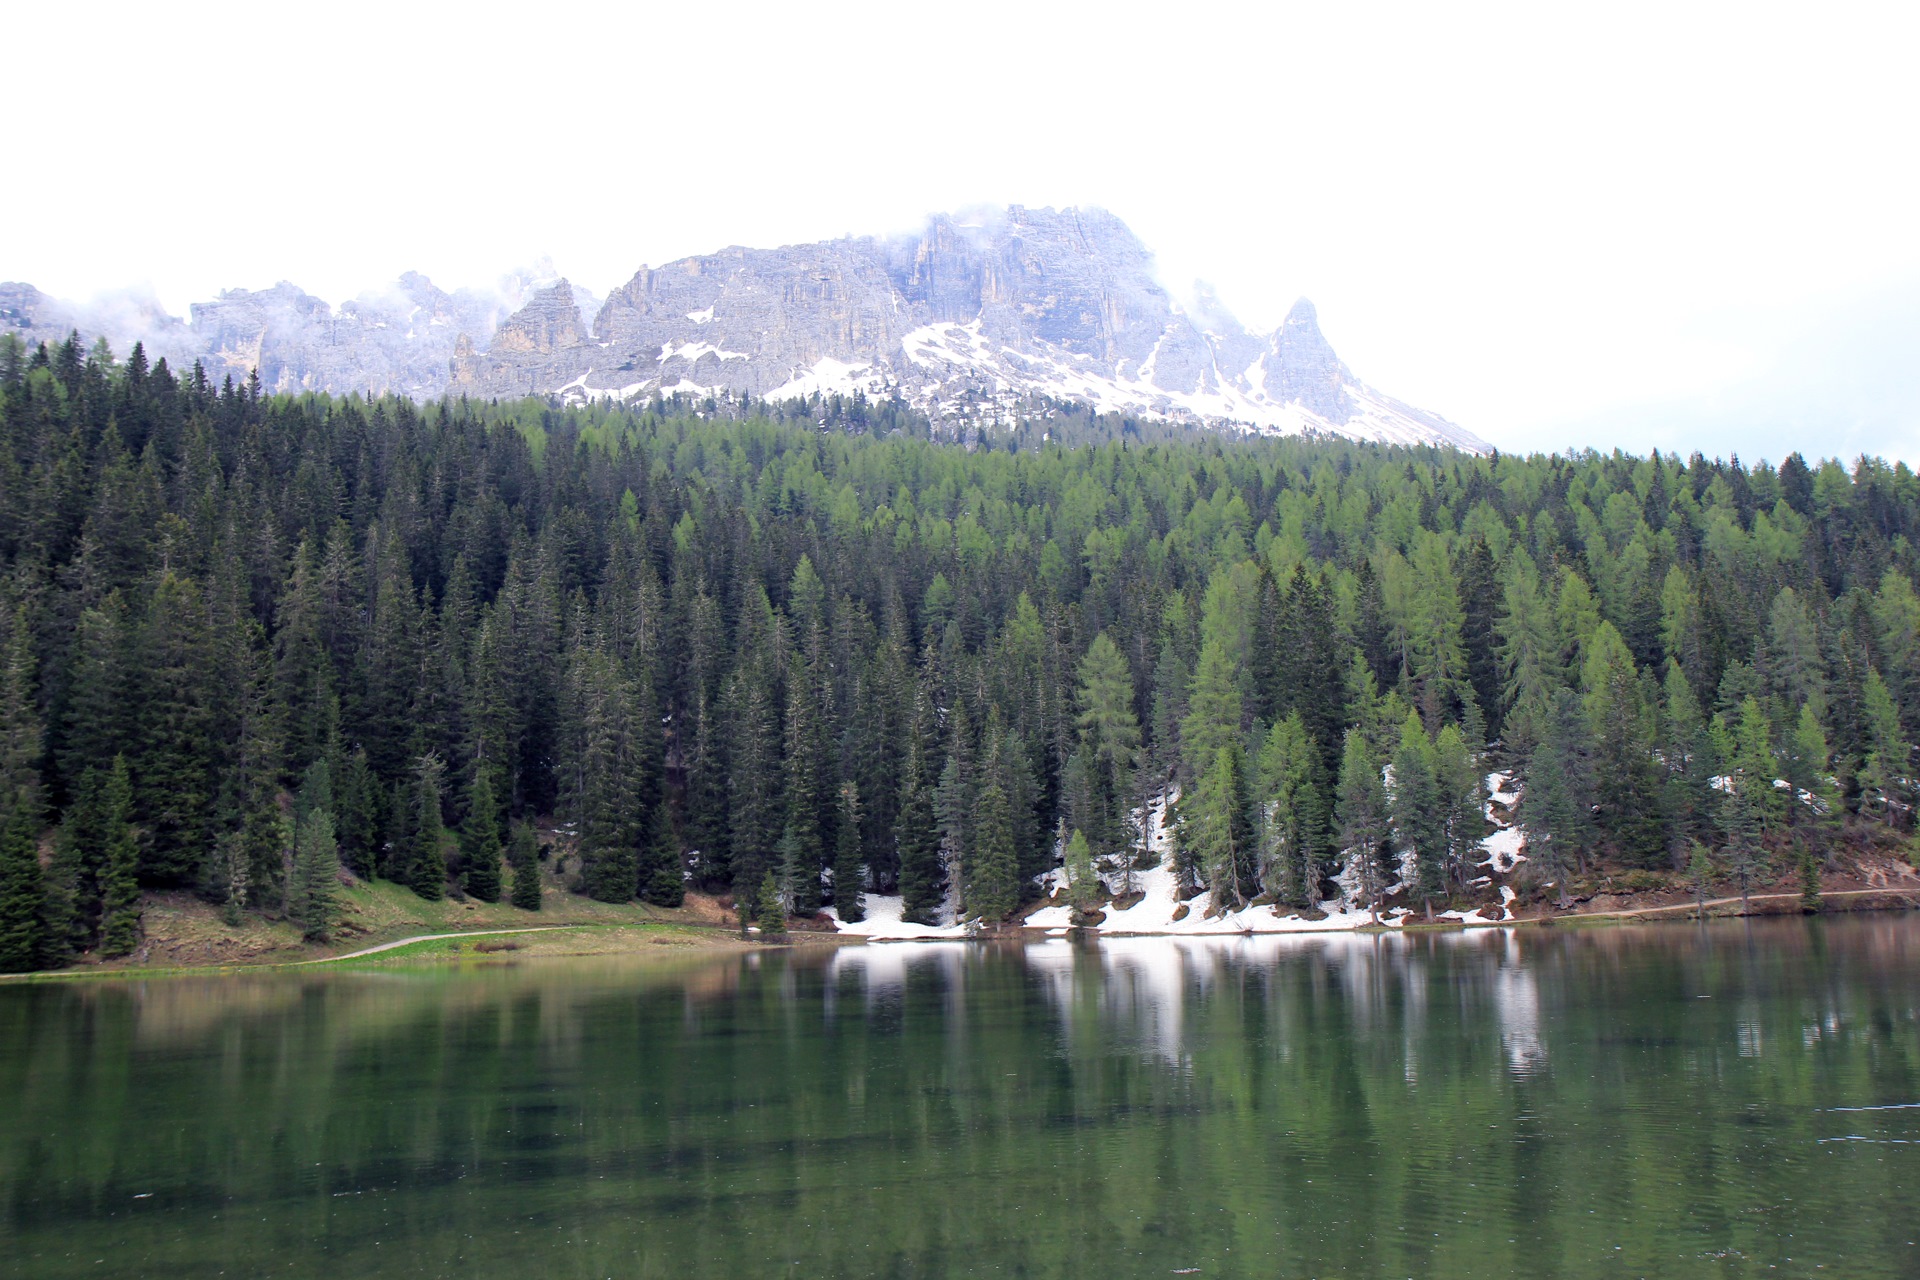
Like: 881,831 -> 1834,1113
1023,903 -> 1075,929
825,895 -> 969,941
1478,825 -> 1526,874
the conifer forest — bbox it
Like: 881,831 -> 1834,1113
3,332 -> 1919,971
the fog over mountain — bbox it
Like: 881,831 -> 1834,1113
3,208 -> 1486,452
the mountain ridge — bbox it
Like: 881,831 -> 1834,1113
2,208 -> 1487,451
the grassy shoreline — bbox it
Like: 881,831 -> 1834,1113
11,878 -> 1918,984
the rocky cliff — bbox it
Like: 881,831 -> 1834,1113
3,209 -> 1484,450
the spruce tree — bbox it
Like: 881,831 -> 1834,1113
1256,712 -> 1323,908
131,572 -> 214,886
52,767 -> 107,954
97,758 -> 141,957
754,871 -> 787,936
1520,689 -> 1594,908
403,754 -> 448,901
1434,723 -> 1486,897
1393,713 -> 1445,916
1075,632 -> 1142,851
1687,841 -> 1715,918
638,803 -> 685,907
832,780 -> 865,923
290,762 -> 338,944
1185,744 -> 1255,913
459,770 -> 503,903
1065,826 -> 1100,918
1858,669 -> 1908,827
1799,844 -> 1823,913
967,781 -> 1019,922
576,659 -> 641,903
0,800 -> 45,972
509,822 -> 543,911
897,690 -> 944,923
782,653 -> 827,914
1336,729 -> 1389,921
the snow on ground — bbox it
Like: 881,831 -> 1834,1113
1486,770 -> 1518,809
1023,903 -> 1074,929
839,776 -> 1530,944
825,895 -> 969,941
1478,825 -> 1526,874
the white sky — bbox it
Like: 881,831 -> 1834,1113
9,0 -> 1919,462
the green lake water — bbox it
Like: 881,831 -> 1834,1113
5,916 -> 1920,1279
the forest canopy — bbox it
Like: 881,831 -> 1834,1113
2,331 -> 1918,969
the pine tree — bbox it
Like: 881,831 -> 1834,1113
638,802 -> 685,907
1392,712 -> 1445,916
1408,533 -> 1470,728
1495,554 -> 1560,756
897,689 -> 944,924
459,770 -> 503,903
967,780 -> 1019,922
1076,632 -> 1142,852
509,822 -> 543,911
1185,744 -> 1255,913
1064,825 -> 1100,918
1687,841 -> 1715,918
97,757 -> 141,957
1718,697 -> 1778,913
782,653 -> 827,915
1521,689 -> 1595,908
576,658 -> 641,903
130,572 -> 214,886
290,761 -> 338,943
725,659 -> 782,899
402,753 -> 448,901
832,780 -> 865,923
934,700 -> 974,920
334,748 -> 381,881
1182,636 -> 1243,780
754,871 -> 787,936
1256,712 -> 1324,907
1581,622 -> 1664,866
1799,843 -> 1823,913
1660,662 -> 1713,860
1858,669 -> 1909,827
0,601 -> 42,813
1434,722 -> 1486,897
1336,729 -> 1389,921
0,799 -> 45,972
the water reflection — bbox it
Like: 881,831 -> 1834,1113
5,916 -> 1920,1280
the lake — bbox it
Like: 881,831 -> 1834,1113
4,917 -> 1920,1278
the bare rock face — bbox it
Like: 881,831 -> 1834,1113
450,282 -> 593,397
6,207 -> 1486,450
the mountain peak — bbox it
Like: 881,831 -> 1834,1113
2,209 -> 1486,451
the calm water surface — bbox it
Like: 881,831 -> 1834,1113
5,917 -> 1920,1279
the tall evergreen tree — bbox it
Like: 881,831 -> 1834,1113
97,757 -> 141,957
897,688 -> 944,924
0,799 -> 45,972
509,821 -> 543,911
1336,729 -> 1389,921
400,753 -> 448,901
832,780 -> 865,923
1392,712 -> 1445,915
967,780 -> 1019,922
1184,743 -> 1255,912
459,769 -> 503,903
1256,712 -> 1324,908
290,761 -> 338,942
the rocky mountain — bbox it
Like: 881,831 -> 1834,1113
3,209 -> 1485,450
